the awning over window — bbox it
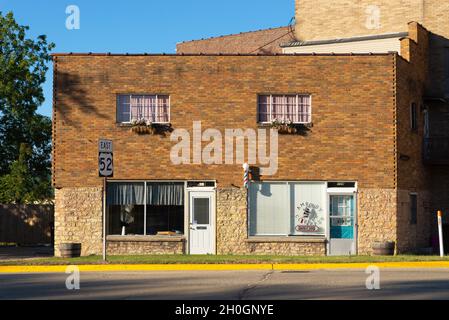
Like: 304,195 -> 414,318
147,182 -> 184,206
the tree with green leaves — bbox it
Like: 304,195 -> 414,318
0,11 -> 55,203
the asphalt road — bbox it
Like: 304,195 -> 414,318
1,269 -> 449,300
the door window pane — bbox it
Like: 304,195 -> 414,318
193,198 -> 210,224
330,195 -> 354,239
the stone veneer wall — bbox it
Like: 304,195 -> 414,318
216,187 -> 405,256
54,187 -> 103,257
107,240 -> 185,255
216,187 -> 326,256
355,189 -> 397,255
54,186 -> 412,257
396,190 -> 432,253
216,187 -> 248,255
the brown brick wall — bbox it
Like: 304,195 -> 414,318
396,23 -> 429,192
395,23 -> 433,251
53,54 -> 397,190
176,27 -> 295,54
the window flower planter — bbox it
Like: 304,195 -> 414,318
130,119 -> 172,135
277,125 -> 297,135
131,125 -> 156,135
270,119 -> 312,135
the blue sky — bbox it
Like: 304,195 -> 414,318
2,0 -> 293,117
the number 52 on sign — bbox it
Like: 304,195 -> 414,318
98,139 -> 113,177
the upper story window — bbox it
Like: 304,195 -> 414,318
258,94 -> 312,124
117,94 -> 170,124
410,102 -> 417,131
410,193 -> 418,225
445,48 -> 449,97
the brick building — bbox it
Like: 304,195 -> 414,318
53,1 -> 448,257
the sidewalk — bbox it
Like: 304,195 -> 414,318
0,246 -> 53,261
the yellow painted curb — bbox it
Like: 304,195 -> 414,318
0,264 -> 273,273
0,262 -> 449,273
273,261 -> 449,270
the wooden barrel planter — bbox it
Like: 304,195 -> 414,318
59,243 -> 81,258
372,241 -> 395,256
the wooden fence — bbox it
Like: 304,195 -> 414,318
0,205 -> 54,245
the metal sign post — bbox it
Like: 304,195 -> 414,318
103,177 -> 107,261
99,139 -> 113,262
438,211 -> 444,257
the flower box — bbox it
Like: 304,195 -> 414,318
129,119 -> 174,135
270,119 -> 296,134
277,125 -> 297,134
131,125 -> 156,135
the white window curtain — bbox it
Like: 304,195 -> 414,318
107,183 -> 145,205
298,95 -> 311,123
157,96 -> 170,123
249,183 -> 289,236
258,94 -> 311,124
117,95 -> 170,123
271,95 -> 285,120
146,182 -> 184,206
130,95 -> 157,122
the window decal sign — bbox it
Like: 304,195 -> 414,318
292,182 -> 326,236
295,202 -> 324,234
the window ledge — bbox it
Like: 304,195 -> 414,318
107,235 -> 185,242
116,123 -> 132,128
116,123 -> 172,127
246,236 -> 326,244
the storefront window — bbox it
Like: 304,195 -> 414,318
107,183 -> 145,235
249,183 -> 289,235
249,182 -> 326,237
146,183 -> 184,235
291,182 -> 326,236
107,182 -> 185,236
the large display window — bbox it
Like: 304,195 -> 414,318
249,182 -> 326,237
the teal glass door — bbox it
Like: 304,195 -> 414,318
330,195 -> 355,239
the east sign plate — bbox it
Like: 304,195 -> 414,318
99,139 -> 113,177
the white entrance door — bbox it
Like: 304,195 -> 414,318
189,191 -> 215,255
